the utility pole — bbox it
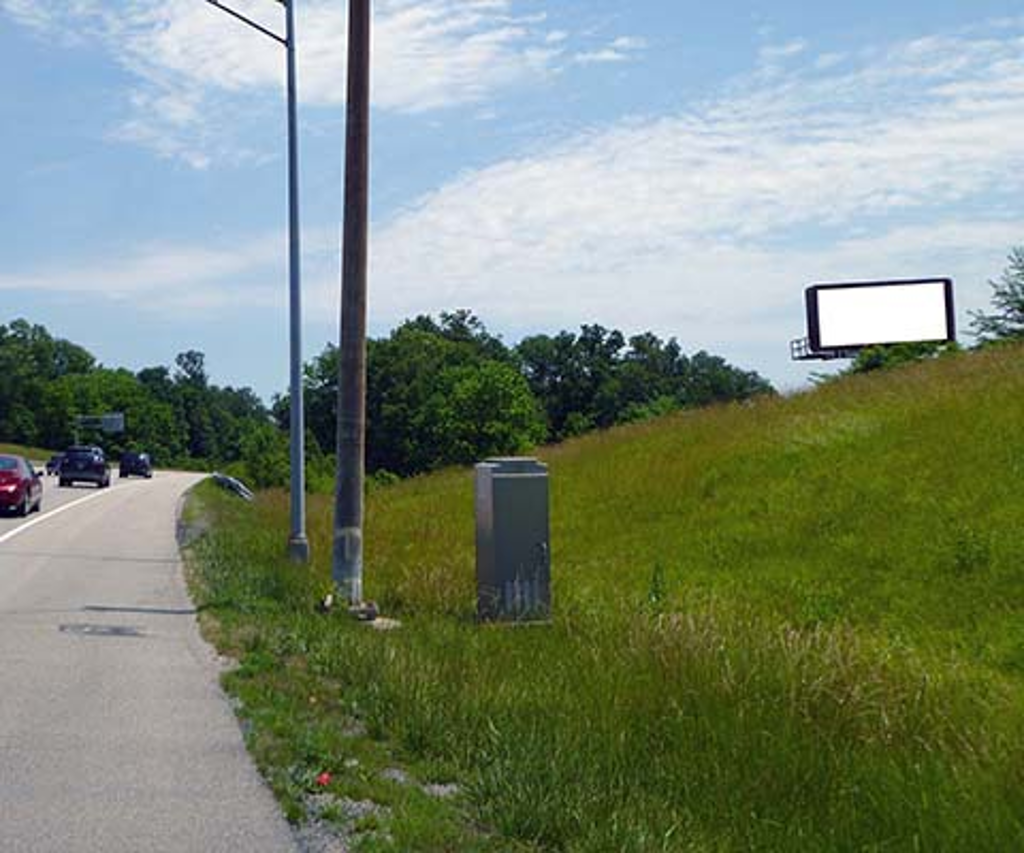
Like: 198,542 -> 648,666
204,0 -> 309,563
332,0 -> 371,607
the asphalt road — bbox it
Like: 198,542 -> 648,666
0,471 -> 299,852
0,470 -> 107,536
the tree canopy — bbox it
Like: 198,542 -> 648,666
277,312 -> 774,478
0,318 -> 269,466
971,247 -> 1024,343
516,325 -> 773,441
279,311 -> 546,477
2,313 -> 774,485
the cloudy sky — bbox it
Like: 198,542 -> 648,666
3,0 -> 1023,401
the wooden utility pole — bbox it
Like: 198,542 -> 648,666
333,0 -> 371,605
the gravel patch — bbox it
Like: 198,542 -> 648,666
381,767 -> 410,785
423,782 -> 461,799
294,820 -> 350,853
294,793 -> 391,853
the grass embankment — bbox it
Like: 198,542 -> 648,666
186,343 -> 1024,851
0,442 -> 56,461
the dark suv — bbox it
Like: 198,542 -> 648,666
119,452 -> 153,479
59,446 -> 111,488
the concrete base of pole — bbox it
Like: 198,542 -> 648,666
347,600 -> 378,621
286,535 -> 310,563
315,593 -> 379,622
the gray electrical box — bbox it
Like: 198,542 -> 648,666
475,457 -> 551,622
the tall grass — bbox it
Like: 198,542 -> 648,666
188,343 -> 1024,851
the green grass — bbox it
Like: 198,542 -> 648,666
0,442 -> 58,461
185,343 -> 1024,851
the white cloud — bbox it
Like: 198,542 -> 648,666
574,33 -> 647,65
5,19 -> 1024,392
113,0 -> 560,112
759,38 -> 807,63
814,52 -> 845,71
2,0 -> 566,164
356,21 -> 1024,383
573,49 -> 630,65
0,234 -> 286,311
1,0 -> 54,31
610,36 -> 647,51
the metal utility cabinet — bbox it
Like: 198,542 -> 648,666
475,458 -> 551,622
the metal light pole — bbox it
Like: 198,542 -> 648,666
283,0 -> 309,563
332,0 -> 371,606
204,0 -> 309,563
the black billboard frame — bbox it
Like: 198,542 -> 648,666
804,277 -> 956,354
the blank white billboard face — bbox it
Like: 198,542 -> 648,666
808,280 -> 954,350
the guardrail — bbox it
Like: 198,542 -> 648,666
211,472 -> 255,502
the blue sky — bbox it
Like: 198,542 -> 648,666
3,1 -> 1024,402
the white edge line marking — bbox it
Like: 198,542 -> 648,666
0,488 -> 117,547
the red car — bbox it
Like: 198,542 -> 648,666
0,454 -> 43,517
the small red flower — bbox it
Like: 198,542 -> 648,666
316,772 -> 332,787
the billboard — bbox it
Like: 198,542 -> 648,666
74,412 -> 126,434
806,278 -> 955,352
101,413 -> 125,433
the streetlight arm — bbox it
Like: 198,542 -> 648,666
205,0 -> 286,45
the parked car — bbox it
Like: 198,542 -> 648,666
45,453 -> 64,476
59,446 -> 110,488
119,451 -> 153,479
0,454 -> 43,516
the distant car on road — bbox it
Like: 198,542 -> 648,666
0,454 -> 43,516
45,454 -> 64,476
59,446 -> 110,489
119,452 -> 153,479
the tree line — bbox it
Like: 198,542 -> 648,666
0,319 -> 272,467
0,312 -> 773,486
9,243 -> 1023,484
272,310 -> 774,479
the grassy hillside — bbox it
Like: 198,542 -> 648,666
0,442 -> 57,461
187,343 -> 1024,851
